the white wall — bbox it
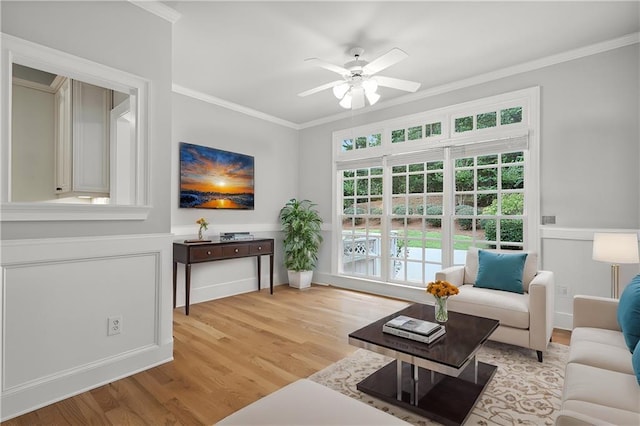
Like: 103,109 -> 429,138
171,93 -> 299,305
299,44 -> 640,329
0,2 -> 173,420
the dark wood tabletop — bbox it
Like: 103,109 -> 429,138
349,303 -> 499,370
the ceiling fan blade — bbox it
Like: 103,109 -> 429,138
362,48 -> 408,75
305,58 -> 350,76
374,75 -> 421,92
297,80 -> 344,97
351,87 -> 365,109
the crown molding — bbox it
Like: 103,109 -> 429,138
297,32 -> 640,129
172,84 -> 301,130
171,32 -> 639,130
129,1 -> 181,24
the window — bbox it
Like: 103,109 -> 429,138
1,34 -> 150,221
333,88 -> 538,288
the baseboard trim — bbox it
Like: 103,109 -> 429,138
1,343 -> 173,422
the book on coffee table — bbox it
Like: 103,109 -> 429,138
383,315 -> 445,344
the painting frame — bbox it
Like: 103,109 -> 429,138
179,142 -> 255,210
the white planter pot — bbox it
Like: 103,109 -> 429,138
288,270 -> 313,289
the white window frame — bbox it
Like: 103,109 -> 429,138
1,34 -> 151,221
332,87 -> 540,280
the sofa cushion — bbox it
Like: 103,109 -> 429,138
570,327 -> 629,350
567,337 -> 634,375
447,284 -> 530,329
633,341 -> 640,385
561,400 -> 639,426
474,250 -> 528,294
617,274 -> 640,352
563,363 -> 640,415
464,247 -> 538,292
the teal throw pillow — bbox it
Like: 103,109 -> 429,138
633,341 -> 640,385
617,274 -> 640,352
475,250 -> 528,294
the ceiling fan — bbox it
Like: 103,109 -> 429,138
298,47 -> 421,110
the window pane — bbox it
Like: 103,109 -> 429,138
408,126 -> 423,140
477,112 -> 497,129
392,165 -> 407,173
371,167 -> 383,175
500,219 -> 523,242
426,172 -> 443,192
369,133 -> 381,147
343,199 -> 353,211
455,169 -> 474,191
408,163 -> 424,172
370,177 -> 382,195
392,176 -> 406,194
455,116 -> 473,132
356,168 -> 369,176
427,161 -> 443,171
455,157 -> 474,167
355,136 -> 367,149
502,165 -> 524,189
391,129 -> 405,143
342,139 -> 353,151
478,193 -> 497,211
500,107 -> 523,125
408,174 -> 424,193
343,179 -> 354,196
477,168 -> 497,190
370,198 -> 382,215
356,179 -> 368,196
502,151 -> 524,163
343,170 -> 354,178
477,154 -> 498,165
501,193 -> 524,215
425,122 -> 442,137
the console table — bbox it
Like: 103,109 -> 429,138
173,238 -> 274,315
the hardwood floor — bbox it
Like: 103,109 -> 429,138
4,286 -> 570,425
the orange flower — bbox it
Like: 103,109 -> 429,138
426,280 -> 459,298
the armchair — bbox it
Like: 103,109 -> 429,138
436,247 -> 554,361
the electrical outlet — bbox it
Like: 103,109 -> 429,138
558,286 -> 569,297
108,316 -> 122,336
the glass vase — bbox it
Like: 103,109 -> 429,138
435,296 -> 448,323
198,226 -> 204,240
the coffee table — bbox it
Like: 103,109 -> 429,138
348,303 -> 499,426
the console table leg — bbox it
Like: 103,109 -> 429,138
257,255 -> 262,291
173,262 -> 177,309
269,254 -> 274,294
185,264 -> 191,316
412,364 -> 419,406
396,361 -> 403,401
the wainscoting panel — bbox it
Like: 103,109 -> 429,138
0,234 -> 174,421
541,227 -> 640,330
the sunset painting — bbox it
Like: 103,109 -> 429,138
179,143 -> 254,209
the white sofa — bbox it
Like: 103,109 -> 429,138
555,296 -> 640,426
436,248 -> 554,361
217,379 -> 410,425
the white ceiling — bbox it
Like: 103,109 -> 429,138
169,1 -> 640,127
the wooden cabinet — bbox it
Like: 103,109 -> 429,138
54,79 -> 110,197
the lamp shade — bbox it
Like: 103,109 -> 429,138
593,233 -> 640,264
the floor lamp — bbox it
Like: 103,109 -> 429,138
592,233 -> 640,299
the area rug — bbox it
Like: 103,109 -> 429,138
309,341 -> 567,426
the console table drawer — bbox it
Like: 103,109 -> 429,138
250,241 -> 273,255
191,246 -> 222,262
222,245 -> 250,257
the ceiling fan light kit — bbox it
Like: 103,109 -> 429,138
298,47 -> 421,111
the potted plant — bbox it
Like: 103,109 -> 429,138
279,198 -> 323,288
